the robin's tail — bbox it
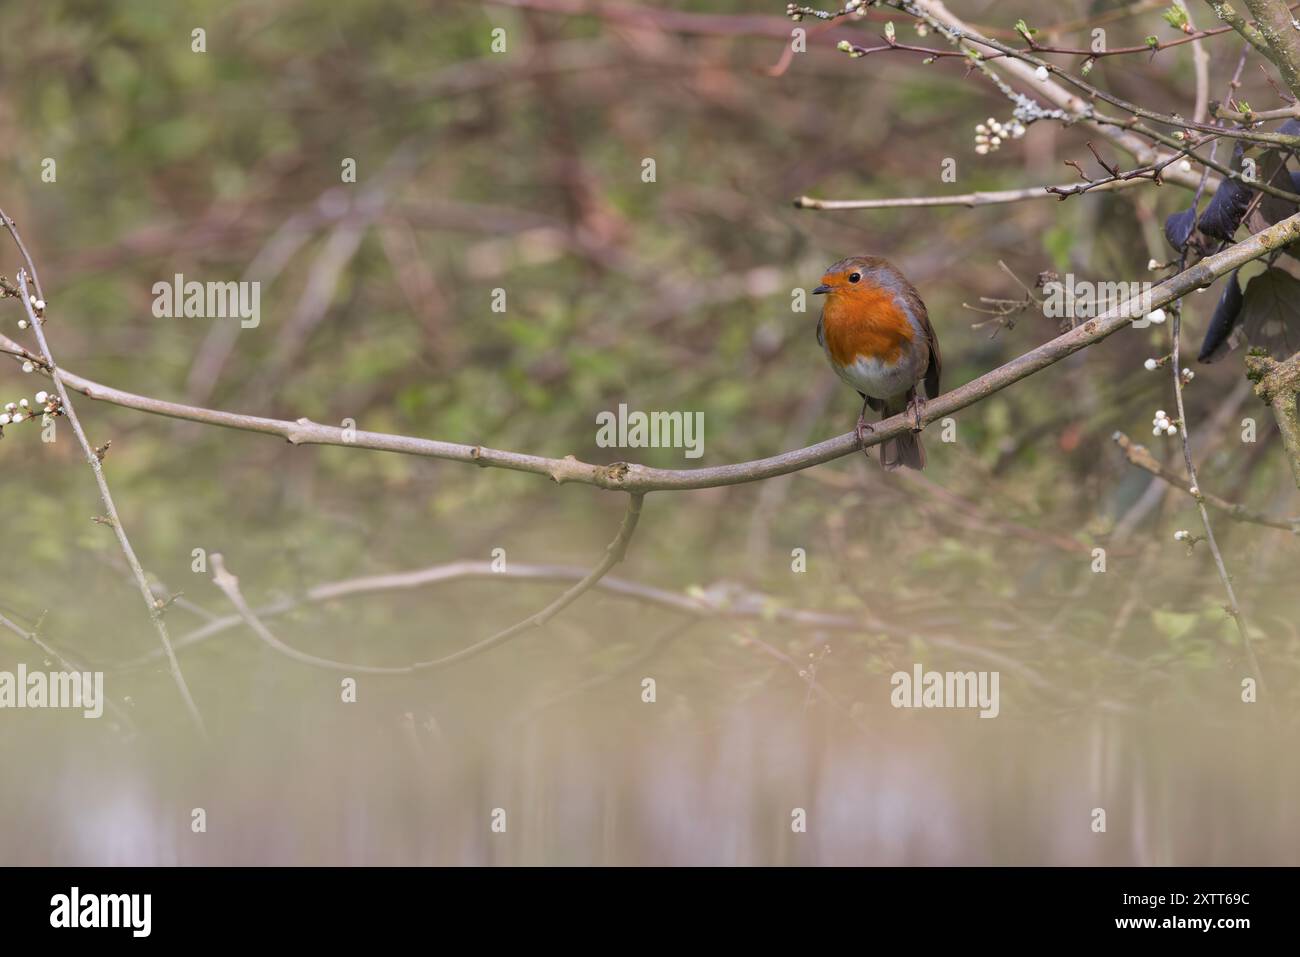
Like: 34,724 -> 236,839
878,394 -> 925,470
880,430 -> 925,470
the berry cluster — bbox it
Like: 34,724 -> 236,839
1142,357 -> 1195,385
0,389 -> 63,435
974,117 -> 1026,155
15,294 -> 46,330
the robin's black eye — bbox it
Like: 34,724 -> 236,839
848,272 -> 861,283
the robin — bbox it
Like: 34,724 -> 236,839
813,256 -> 941,470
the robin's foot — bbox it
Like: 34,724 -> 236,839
855,414 -> 875,447
906,395 -> 927,433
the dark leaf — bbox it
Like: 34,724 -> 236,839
1251,148 -> 1298,229
1198,144 -> 1255,241
1164,207 -> 1197,251
1238,268 -> 1300,360
1197,270 -> 1244,363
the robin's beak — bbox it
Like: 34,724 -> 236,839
812,284 -> 831,295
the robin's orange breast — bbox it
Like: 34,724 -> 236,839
821,287 -> 915,368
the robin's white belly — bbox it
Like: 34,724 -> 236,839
826,348 -> 921,401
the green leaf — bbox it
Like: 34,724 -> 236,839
1042,221 -> 1073,273
1152,609 -> 1199,641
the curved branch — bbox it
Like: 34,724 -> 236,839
1113,431 -> 1300,531
120,557 -> 862,669
6,211 -> 1299,493
201,495 -> 644,674
124,552 -> 1123,713
210,552 -> 414,674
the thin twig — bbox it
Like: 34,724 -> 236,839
794,177 -> 1155,210
2,210 -> 208,739
206,494 -> 645,673
0,610 -> 137,735
1112,431 -> 1300,531
1167,256 -> 1269,703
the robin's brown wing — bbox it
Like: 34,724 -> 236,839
924,310 -> 941,399
900,281 -> 941,398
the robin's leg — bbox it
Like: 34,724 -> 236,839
855,393 -> 874,449
905,388 -> 926,433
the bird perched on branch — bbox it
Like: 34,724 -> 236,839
813,256 -> 941,470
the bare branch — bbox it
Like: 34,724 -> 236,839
203,494 -> 644,674
126,553 -> 1115,712
795,177 -> 1155,210
0,610 -> 137,735
1,209 -> 208,739
1165,240 -> 1268,702
6,212 -> 1299,494
1112,431 -> 1300,530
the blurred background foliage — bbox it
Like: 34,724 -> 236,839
0,0 -> 1297,863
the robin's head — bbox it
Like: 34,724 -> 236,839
812,256 -> 901,300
